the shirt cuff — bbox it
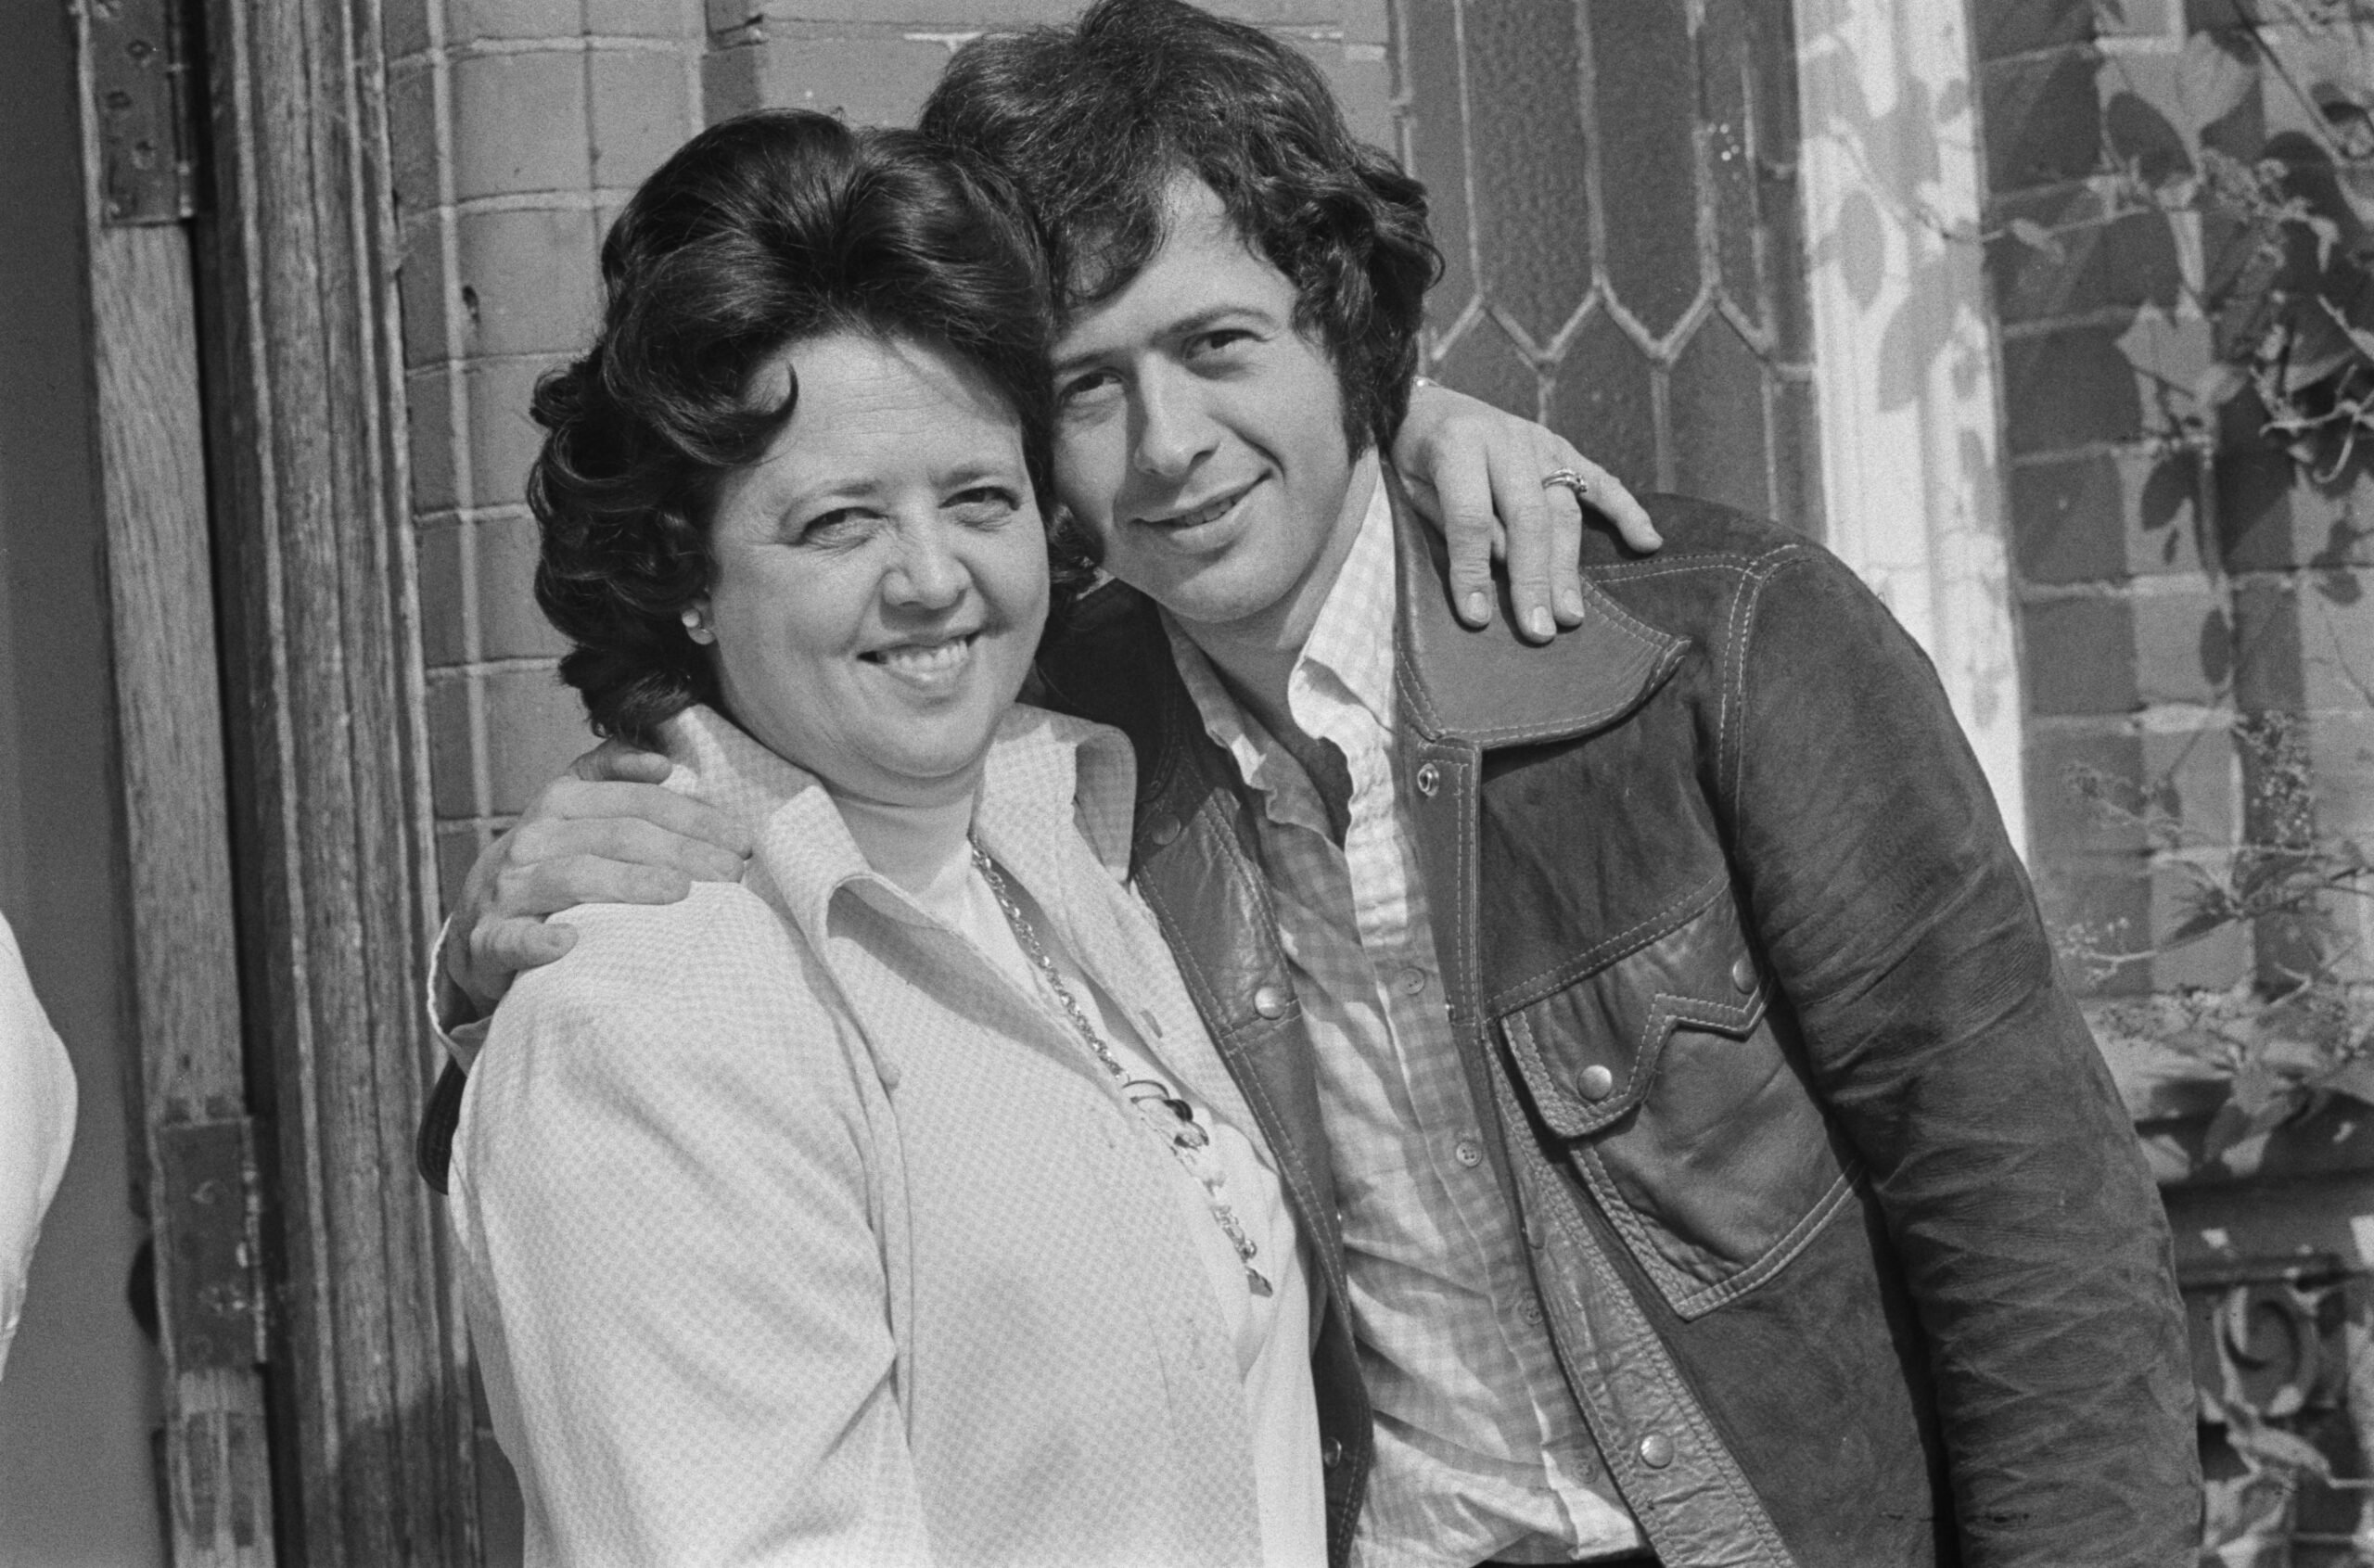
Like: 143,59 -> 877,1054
428,913 -> 491,1072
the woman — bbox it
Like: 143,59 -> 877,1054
450,110 -> 1321,1565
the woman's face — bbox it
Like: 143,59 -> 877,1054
697,331 -> 1050,809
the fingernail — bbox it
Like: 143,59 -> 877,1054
1526,607 -> 1555,639
1463,590 -> 1489,623
1558,588 -> 1586,620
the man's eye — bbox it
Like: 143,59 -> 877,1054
1189,329 -> 1255,359
1057,369 -> 1119,406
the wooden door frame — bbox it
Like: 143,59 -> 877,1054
70,0 -> 478,1560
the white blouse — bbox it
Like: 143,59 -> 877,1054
452,704 -> 1325,1566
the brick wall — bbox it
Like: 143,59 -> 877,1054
389,0 -> 1390,915
1980,4 -> 2374,1552
388,0 -> 708,911
1979,0 -> 2374,1000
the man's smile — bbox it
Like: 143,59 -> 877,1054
1130,476 -> 1262,544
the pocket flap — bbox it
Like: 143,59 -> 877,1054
1498,891 -> 1768,1138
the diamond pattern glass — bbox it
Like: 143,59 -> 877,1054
1395,0 -> 1820,531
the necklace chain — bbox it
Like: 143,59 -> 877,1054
969,841 -> 1272,1297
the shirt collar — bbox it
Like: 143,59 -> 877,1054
657,702 -> 1139,942
1163,452 -> 1396,788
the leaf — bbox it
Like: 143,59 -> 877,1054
2168,903 -> 2242,945
2251,1033 -> 2329,1077
2303,211 -> 2343,269
2195,361 -> 2253,411
2176,30 -> 2261,130
2202,1099 -> 2258,1164
2317,1054 -> 2374,1107
2228,1061 -> 2298,1118
2322,297 -> 2374,363
2006,217 -> 2064,261
2228,1420 -> 2336,1481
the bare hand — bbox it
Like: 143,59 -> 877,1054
1393,380 -> 1661,643
441,738 -> 753,1013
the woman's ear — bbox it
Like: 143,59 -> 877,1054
681,603 -> 717,645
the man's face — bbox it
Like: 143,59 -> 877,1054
1049,176 -> 1363,649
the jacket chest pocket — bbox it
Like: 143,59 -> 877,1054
1495,885 -> 1861,1320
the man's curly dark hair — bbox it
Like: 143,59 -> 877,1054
919,0 -> 1441,455
529,110 -> 1055,746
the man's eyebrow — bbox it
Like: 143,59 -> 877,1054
1053,303 -> 1276,374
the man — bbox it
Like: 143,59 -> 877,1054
429,4 -> 2201,1563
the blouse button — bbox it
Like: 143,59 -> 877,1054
1576,1064 -> 1615,1101
1413,761 -> 1441,797
1398,964 -> 1429,996
1252,985 -> 1288,1020
1453,1138 -> 1483,1168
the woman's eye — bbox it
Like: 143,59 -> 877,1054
793,508 -> 873,544
949,487 -> 1021,524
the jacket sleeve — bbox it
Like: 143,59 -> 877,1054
1721,548 -> 2200,1567
449,883 -> 933,1567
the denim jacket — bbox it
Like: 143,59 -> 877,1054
1033,485 -> 2202,1568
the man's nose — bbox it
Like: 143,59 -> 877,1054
1130,369 -> 1216,481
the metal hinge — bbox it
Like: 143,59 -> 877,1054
154,1117 -> 271,1370
85,0 -> 198,226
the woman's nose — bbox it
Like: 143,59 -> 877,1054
883,523 -> 968,607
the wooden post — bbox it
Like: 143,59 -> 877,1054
71,0 -> 277,1555
187,0 -> 479,1559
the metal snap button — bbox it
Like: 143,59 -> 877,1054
1414,761 -> 1440,797
1252,985 -> 1288,1020
1730,954 -> 1755,993
1576,1064 -> 1615,1101
1149,814 -> 1183,848
1638,1432 -> 1675,1469
1321,1436 -> 1344,1470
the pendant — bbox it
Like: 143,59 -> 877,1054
1246,1267 -> 1274,1297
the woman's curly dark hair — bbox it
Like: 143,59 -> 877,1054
919,0 -> 1441,454
530,110 -> 1056,746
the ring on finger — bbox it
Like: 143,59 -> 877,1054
1541,467 -> 1590,501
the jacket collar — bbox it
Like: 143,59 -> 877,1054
1388,469 -> 1687,747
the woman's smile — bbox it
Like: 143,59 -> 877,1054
861,631 -> 980,688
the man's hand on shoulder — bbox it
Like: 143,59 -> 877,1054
443,738 -> 753,1015
1392,378 -> 1662,643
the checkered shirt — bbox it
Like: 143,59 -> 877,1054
1162,462 -> 1647,1567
